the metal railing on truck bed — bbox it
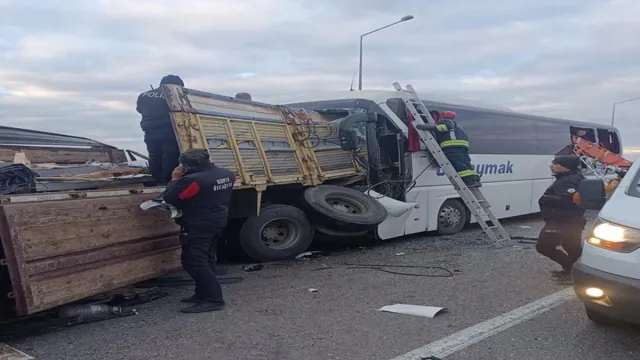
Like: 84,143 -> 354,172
162,85 -> 363,189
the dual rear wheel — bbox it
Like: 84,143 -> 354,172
238,185 -> 387,262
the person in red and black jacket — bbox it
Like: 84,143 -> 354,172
163,148 -> 235,313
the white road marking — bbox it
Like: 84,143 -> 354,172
0,343 -> 34,360
389,287 -> 575,360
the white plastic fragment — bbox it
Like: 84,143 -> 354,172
378,304 -> 447,318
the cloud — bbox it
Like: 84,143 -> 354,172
1,0 -> 639,155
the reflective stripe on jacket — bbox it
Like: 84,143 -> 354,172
432,119 -> 470,149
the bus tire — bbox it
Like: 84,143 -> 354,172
436,199 -> 467,235
239,204 -> 314,262
303,185 -> 387,229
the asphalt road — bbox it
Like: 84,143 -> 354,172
4,214 -> 640,360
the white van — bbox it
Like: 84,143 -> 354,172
572,159 -> 640,325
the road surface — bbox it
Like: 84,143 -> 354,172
4,214 -> 639,360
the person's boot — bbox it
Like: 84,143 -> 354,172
181,301 -> 225,313
551,269 -> 571,283
180,294 -> 200,303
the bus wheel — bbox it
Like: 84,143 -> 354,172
239,204 -> 314,262
436,199 -> 467,235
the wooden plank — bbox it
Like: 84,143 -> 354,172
0,193 -> 181,316
3,194 -> 179,262
27,248 -> 181,313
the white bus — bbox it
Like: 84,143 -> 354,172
286,90 -> 623,240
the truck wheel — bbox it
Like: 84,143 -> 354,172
239,204 -> 314,262
436,199 -> 467,235
303,185 -> 387,229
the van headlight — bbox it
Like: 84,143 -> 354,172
587,219 -> 640,253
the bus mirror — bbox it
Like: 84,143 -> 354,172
576,179 -> 606,210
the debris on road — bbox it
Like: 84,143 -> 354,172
243,264 -> 264,272
0,343 -> 33,360
2,286 -> 164,338
344,263 -> 455,277
511,235 -> 538,244
512,235 -> 538,240
308,288 -> 319,293
58,304 -> 135,323
518,240 -> 538,244
295,251 -> 329,260
310,264 -> 333,271
395,252 -> 406,256
378,304 -> 447,318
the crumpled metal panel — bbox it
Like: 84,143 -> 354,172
0,126 -> 112,148
0,192 -> 181,316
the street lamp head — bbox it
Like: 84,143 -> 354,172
401,15 -> 414,22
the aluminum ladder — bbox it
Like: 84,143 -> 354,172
392,82 -> 511,246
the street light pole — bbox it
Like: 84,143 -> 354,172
611,96 -> 640,126
358,15 -> 414,91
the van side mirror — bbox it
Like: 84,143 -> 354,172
576,179 -> 607,210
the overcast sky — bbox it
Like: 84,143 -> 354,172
1,0 -> 639,155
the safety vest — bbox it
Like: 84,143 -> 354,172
432,119 -> 470,149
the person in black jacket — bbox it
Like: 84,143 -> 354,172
137,75 -> 184,185
163,148 -> 235,313
536,155 -> 586,280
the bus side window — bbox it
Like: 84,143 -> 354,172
494,115 -> 538,155
609,131 -> 621,154
597,128 -> 621,154
570,126 -> 596,143
536,121 -> 571,155
446,107 -> 498,154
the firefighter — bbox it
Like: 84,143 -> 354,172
416,110 -> 481,188
163,148 -> 235,313
136,75 -> 184,185
536,155 -> 586,280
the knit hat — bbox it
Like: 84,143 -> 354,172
160,75 -> 184,86
552,155 -> 580,170
179,148 -> 211,168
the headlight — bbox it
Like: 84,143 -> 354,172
587,219 -> 640,253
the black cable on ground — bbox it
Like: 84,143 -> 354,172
343,263 -> 455,277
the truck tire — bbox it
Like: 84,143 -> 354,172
436,199 -> 467,235
239,204 -> 314,262
303,185 -> 387,230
